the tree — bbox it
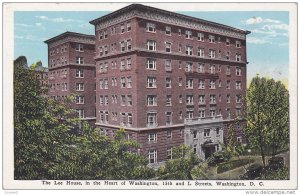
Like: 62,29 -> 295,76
156,145 -> 201,180
245,76 -> 289,167
14,56 -> 155,180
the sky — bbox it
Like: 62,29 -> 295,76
14,10 -> 289,85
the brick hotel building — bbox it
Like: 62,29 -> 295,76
45,32 -> 97,125
46,4 -> 249,164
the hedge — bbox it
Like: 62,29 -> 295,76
217,158 -> 255,174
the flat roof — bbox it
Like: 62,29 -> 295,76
44,31 -> 95,44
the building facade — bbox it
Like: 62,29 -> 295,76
89,4 -> 249,163
44,32 -> 97,125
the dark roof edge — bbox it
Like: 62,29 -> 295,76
44,31 -> 95,44
89,3 -> 249,35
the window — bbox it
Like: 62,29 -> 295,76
167,147 -> 172,159
76,57 -> 83,64
178,29 -> 182,36
121,112 -> 126,125
209,64 -> 216,74
99,96 -> 104,105
165,60 -> 172,71
204,129 -> 210,137
236,40 -> 241,48
75,83 -> 84,91
198,79 -> 205,89
148,149 -> 157,164
187,110 -> 193,119
166,26 -> 171,35
179,111 -> 183,120
226,80 -> 231,89
126,77 -> 132,88
178,77 -> 183,86
165,77 -> 172,88
208,49 -> 216,58
99,31 -> 104,40
166,95 -> 172,106
199,95 -> 205,105
186,79 -> 193,89
121,23 -> 125,33
209,80 -> 216,89
76,109 -> 84,118
146,23 -> 156,32
197,63 -> 204,73
166,112 -> 172,125
226,66 -> 231,75
236,53 -> 241,62
121,95 -> 126,106
75,69 -> 84,78
103,30 -> 108,39
197,48 -> 204,57
186,46 -> 193,55
227,94 -> 231,103
179,94 -> 183,103
104,45 -> 108,55
126,39 -> 131,51
178,44 -> 182,52
209,35 -> 215,43
236,81 -> 241,89
192,131 -> 197,139
147,77 -> 157,88
62,83 -> 67,91
120,77 -> 126,88
165,42 -> 171,53
147,58 -> 156,70
218,80 -> 222,88
226,38 -> 230,46
210,109 -> 216,117
236,66 -> 242,76
75,44 -> 83,51
223,108 -> 230,118
128,113 -> 132,126
199,110 -> 205,118
75,95 -> 84,104
216,128 -> 220,135
210,95 -> 216,104
226,52 -> 230,60
121,41 -> 126,52
236,94 -> 242,103
127,21 -> 131,31
185,30 -> 192,39
147,113 -> 157,127
126,58 -> 131,70
103,79 -> 108,89
104,95 -> 108,105
197,32 -> 204,41
111,26 -> 116,35
126,95 -> 132,106
236,108 -> 242,117
147,95 -> 157,106
148,133 -> 157,142
147,40 -> 156,51
185,62 -> 193,72
186,95 -> 193,105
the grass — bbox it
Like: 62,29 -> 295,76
217,158 -> 255,174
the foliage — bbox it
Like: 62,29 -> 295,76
190,162 -> 210,180
262,166 -> 289,180
206,149 -> 232,166
156,145 -> 201,180
245,76 -> 289,167
14,56 -> 155,180
217,158 -> 255,174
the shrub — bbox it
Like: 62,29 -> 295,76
207,150 -> 231,166
217,158 -> 255,174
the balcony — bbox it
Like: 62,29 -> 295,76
185,115 -> 223,126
